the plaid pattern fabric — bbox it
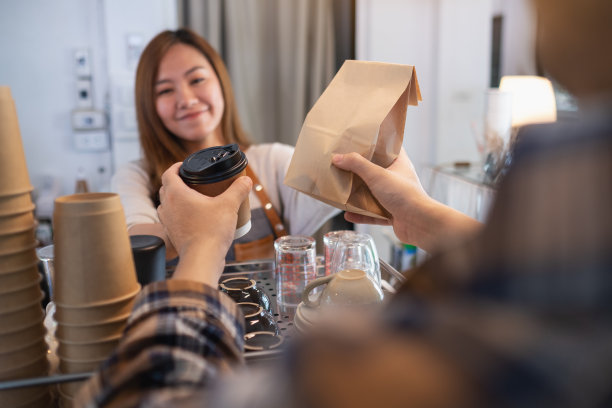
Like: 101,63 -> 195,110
74,280 -> 245,408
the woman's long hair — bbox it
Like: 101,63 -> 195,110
135,28 -> 251,203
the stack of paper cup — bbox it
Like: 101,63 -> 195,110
0,86 -> 50,407
52,192 -> 140,404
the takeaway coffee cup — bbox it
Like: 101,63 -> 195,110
179,144 -> 251,239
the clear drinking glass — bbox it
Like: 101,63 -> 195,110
274,235 -> 317,308
323,230 -> 353,276
328,232 -> 381,288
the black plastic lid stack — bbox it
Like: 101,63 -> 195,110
179,144 -> 248,184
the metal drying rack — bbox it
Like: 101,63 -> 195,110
0,258 -> 406,390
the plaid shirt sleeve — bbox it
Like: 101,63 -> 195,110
74,279 -> 245,408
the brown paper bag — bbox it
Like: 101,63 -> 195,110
284,60 -> 421,219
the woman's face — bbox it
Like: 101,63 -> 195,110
155,43 -> 225,151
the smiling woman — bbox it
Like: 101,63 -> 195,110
154,44 -> 226,151
111,29 -> 340,262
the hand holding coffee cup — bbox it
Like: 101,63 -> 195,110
179,144 -> 251,239
158,161 -> 252,286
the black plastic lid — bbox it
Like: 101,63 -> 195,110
179,144 -> 248,184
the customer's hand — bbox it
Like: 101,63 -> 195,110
332,149 -> 430,242
157,162 -> 252,286
332,150 -> 481,253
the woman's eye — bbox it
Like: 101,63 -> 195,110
156,88 -> 172,96
191,77 -> 205,85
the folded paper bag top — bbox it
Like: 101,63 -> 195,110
284,60 -> 421,219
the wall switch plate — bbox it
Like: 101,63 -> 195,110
74,48 -> 92,77
72,109 -> 106,130
74,130 -> 109,151
76,78 -> 94,108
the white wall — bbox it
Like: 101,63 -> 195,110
493,0 -> 538,76
0,0 -> 111,203
0,0 -> 176,214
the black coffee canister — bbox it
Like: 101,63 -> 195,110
130,235 -> 166,285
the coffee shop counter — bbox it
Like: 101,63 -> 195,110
0,258 -> 405,392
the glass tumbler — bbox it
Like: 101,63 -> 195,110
329,232 -> 381,288
274,235 -> 317,308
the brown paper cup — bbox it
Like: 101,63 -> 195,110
56,315 -> 128,343
0,337 -> 47,371
0,385 -> 49,408
0,300 -> 44,332
0,355 -> 48,381
13,390 -> 51,408
0,210 -> 36,234
54,287 -> 138,324
189,168 -> 251,239
0,247 -> 39,273
0,281 -> 44,313
53,193 -> 139,306
0,318 -> 45,352
0,190 -> 34,216
0,87 -> 34,196
58,394 -> 74,408
58,335 -> 120,360
0,268 -> 41,294
0,227 -> 37,256
59,380 -> 85,399
59,356 -> 103,374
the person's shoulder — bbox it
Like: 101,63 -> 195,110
515,117 -> 612,161
113,159 -> 148,178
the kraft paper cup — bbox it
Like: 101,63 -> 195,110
53,193 -> 139,306
0,87 -> 34,196
59,356 -> 103,374
55,314 -> 128,343
0,355 -> 48,381
13,391 -> 51,408
179,144 -> 251,239
58,335 -> 121,360
0,247 -> 39,273
0,299 -> 44,332
59,380 -> 85,399
59,395 -> 74,408
0,280 -> 44,313
0,210 -> 35,230
0,190 -> 34,216
54,287 -> 138,324
0,268 -> 41,294
58,392 -> 74,408
0,227 -> 37,256
0,318 -> 46,353
0,337 -> 47,371
0,386 -> 49,408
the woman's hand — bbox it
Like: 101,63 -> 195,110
157,162 -> 252,286
332,149 -> 481,253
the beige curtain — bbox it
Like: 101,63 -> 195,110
180,0 -> 337,145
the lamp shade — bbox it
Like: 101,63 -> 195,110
499,76 -> 557,127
